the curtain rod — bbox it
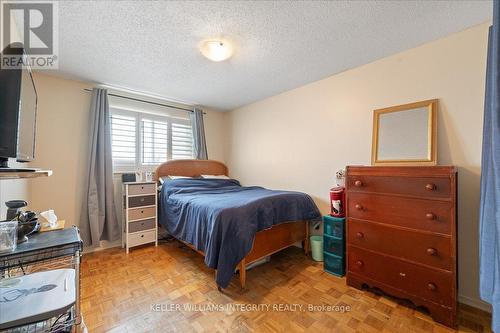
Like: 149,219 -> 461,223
83,88 -> 201,113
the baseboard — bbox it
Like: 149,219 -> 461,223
459,294 -> 492,313
83,239 -> 122,254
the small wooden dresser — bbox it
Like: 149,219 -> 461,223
345,166 -> 457,327
122,181 -> 158,253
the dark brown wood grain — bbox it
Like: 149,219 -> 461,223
346,165 -> 457,177
346,175 -> 451,199
347,192 -> 452,234
346,273 -> 457,328
348,219 -> 452,270
348,246 -> 453,306
345,165 -> 457,328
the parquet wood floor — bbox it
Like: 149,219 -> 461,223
81,240 -> 492,333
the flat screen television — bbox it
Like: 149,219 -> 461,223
0,44 -> 38,170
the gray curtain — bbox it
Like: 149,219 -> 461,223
191,108 -> 208,160
479,1 -> 500,331
80,88 -> 120,247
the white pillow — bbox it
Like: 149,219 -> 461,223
201,174 -> 230,179
158,176 -> 169,184
168,175 -> 193,180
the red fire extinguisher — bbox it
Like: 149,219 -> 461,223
330,186 -> 345,217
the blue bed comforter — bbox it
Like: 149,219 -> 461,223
159,178 -> 321,288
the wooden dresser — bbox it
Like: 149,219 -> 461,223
345,166 -> 457,327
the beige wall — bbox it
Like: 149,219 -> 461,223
0,177 -> 29,219
29,73 -> 228,244
29,74 -> 92,231
226,23 -> 490,310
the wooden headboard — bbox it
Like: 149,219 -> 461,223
154,159 -> 228,180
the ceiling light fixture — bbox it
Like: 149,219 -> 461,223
199,40 -> 233,62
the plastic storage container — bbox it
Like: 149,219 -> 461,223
310,235 -> 323,262
323,234 -> 344,257
0,221 -> 18,253
323,215 -> 345,238
323,252 -> 345,276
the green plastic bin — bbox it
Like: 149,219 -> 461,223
310,235 -> 324,262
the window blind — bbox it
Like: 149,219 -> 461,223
111,114 -> 136,167
172,122 -> 194,160
142,118 -> 168,165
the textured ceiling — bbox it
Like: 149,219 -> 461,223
53,0 -> 492,111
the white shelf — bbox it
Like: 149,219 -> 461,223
0,170 -> 52,180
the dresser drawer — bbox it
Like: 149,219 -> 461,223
128,183 -> 156,195
347,192 -> 452,234
348,246 -> 453,306
348,219 -> 452,270
128,229 -> 156,247
128,206 -> 156,221
128,195 -> 155,208
129,218 -> 156,233
347,175 -> 451,199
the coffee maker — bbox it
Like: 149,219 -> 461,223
5,200 -> 28,220
3,200 -> 40,243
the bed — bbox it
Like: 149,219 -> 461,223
155,159 -> 321,290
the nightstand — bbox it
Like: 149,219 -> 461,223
122,181 -> 158,253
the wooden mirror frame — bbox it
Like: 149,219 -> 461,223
371,99 -> 438,166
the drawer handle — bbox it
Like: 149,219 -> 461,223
354,180 -> 363,187
426,213 -> 436,220
141,235 -> 144,238
355,260 -> 364,267
425,183 -> 436,191
141,186 -> 144,189
140,198 -> 145,202
355,204 -> 363,210
427,283 -> 437,291
141,210 -> 144,213
399,272 -> 406,277
356,232 -> 364,239
426,248 -> 437,256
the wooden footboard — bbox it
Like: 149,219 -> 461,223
238,220 -> 309,289
176,221 -> 309,289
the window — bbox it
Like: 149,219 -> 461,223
110,108 -> 193,171
110,113 -> 136,165
172,122 -> 195,160
142,118 -> 168,165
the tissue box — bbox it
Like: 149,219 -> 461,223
40,220 -> 65,232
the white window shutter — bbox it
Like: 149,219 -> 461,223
142,118 -> 168,165
110,109 -> 194,170
171,121 -> 194,160
111,113 -> 137,168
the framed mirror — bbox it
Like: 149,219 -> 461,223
371,99 -> 437,166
